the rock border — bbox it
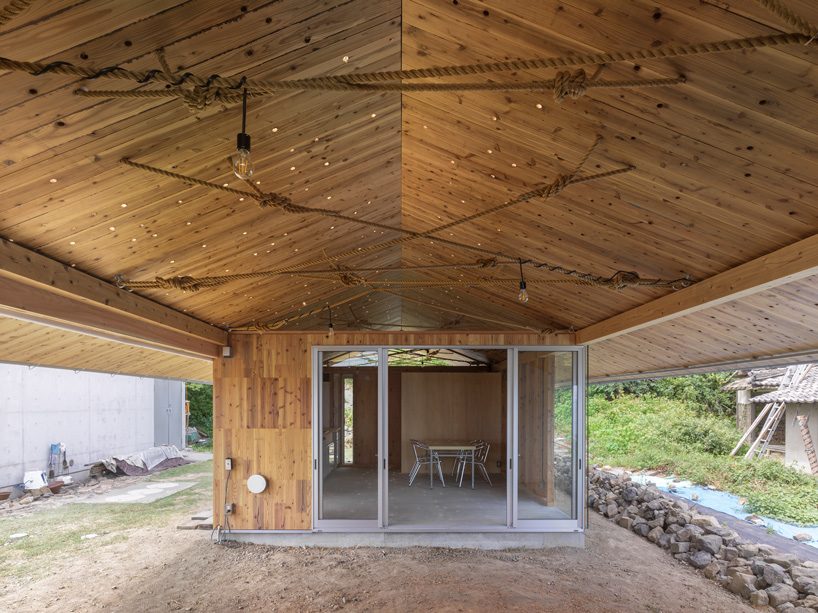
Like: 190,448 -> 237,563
590,468 -> 818,612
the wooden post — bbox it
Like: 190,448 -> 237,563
736,389 -> 754,435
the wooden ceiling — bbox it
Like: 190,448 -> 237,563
0,0 -> 817,379
0,315 -> 212,381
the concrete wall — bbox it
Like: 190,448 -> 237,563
0,363 -> 184,487
785,403 -> 818,473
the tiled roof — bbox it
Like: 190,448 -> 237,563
722,367 -> 789,391
751,366 -> 818,404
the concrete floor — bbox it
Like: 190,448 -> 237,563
321,466 -> 571,525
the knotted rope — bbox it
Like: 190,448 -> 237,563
0,31 -> 807,106
119,158 -> 294,209
75,71 -> 684,108
756,0 -> 818,41
0,0 -> 33,27
119,135 -> 634,275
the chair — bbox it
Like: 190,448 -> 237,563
451,440 -> 480,477
408,439 -> 445,487
456,441 -> 492,487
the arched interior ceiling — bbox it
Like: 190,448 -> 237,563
0,0 -> 817,379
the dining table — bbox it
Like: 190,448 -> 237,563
427,442 -> 476,489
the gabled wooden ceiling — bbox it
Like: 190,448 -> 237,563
0,0 -> 817,378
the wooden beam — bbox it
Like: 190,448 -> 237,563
0,238 -> 226,357
577,233 -> 818,345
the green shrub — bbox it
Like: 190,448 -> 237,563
588,393 -> 818,525
186,383 -> 213,437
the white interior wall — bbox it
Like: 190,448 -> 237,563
0,363 -> 156,487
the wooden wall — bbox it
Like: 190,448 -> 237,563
400,372 -> 503,473
213,331 -> 567,530
518,352 -> 556,505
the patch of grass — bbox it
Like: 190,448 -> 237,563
0,461 -> 212,580
589,396 -> 818,525
191,441 -> 213,452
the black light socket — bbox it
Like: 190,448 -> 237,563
236,132 -> 251,152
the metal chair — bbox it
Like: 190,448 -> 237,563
408,439 -> 445,487
451,440 -> 480,476
456,441 -> 492,487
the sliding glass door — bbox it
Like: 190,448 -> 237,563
312,345 -> 585,531
313,348 -> 384,528
513,348 -> 585,529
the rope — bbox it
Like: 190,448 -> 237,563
0,32 -> 806,99
243,290 -> 373,331
756,0 -> 818,39
118,135 -> 634,272
119,158 -> 293,209
0,0 -> 33,27
371,288 -> 552,334
275,32 -> 810,85
75,72 -> 684,107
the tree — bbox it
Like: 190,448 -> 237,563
186,383 -> 213,437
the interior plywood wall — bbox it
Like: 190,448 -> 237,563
212,330 -> 567,530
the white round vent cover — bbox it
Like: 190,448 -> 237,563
247,474 -> 267,494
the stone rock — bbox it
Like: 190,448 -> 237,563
794,533 -> 813,543
691,514 -> 721,530
617,517 -> 633,530
671,541 -> 690,554
749,589 -> 769,608
791,567 -> 818,581
17,496 -> 33,506
695,534 -> 723,556
658,533 -> 672,549
787,607 -> 813,613
767,583 -> 800,607
704,561 -> 722,580
642,488 -> 660,502
647,526 -> 664,544
763,563 -> 791,587
605,503 -> 618,518
739,543 -> 760,559
8,533 -> 27,541
722,546 -> 739,561
622,486 -> 638,502
792,576 -> 818,595
689,550 -> 713,569
776,604 -> 794,612
677,525 -> 704,542
691,493 -> 700,501
746,514 -> 766,526
634,523 -> 651,537
767,553 -> 801,570
801,594 -> 818,609
727,572 -> 758,599
647,499 -> 665,511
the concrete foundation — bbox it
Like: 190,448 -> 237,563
226,530 -> 584,549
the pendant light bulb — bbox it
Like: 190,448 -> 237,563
517,258 -> 529,303
518,281 -> 529,303
327,304 -> 335,338
232,89 -> 254,180
232,145 -> 253,180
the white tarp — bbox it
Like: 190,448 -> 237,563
100,445 -> 182,473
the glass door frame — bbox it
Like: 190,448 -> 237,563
312,345 -> 586,532
312,346 -> 387,530
511,345 -> 586,531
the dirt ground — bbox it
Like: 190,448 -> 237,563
0,471 -> 754,613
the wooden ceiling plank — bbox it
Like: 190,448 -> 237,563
576,232 -> 818,345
